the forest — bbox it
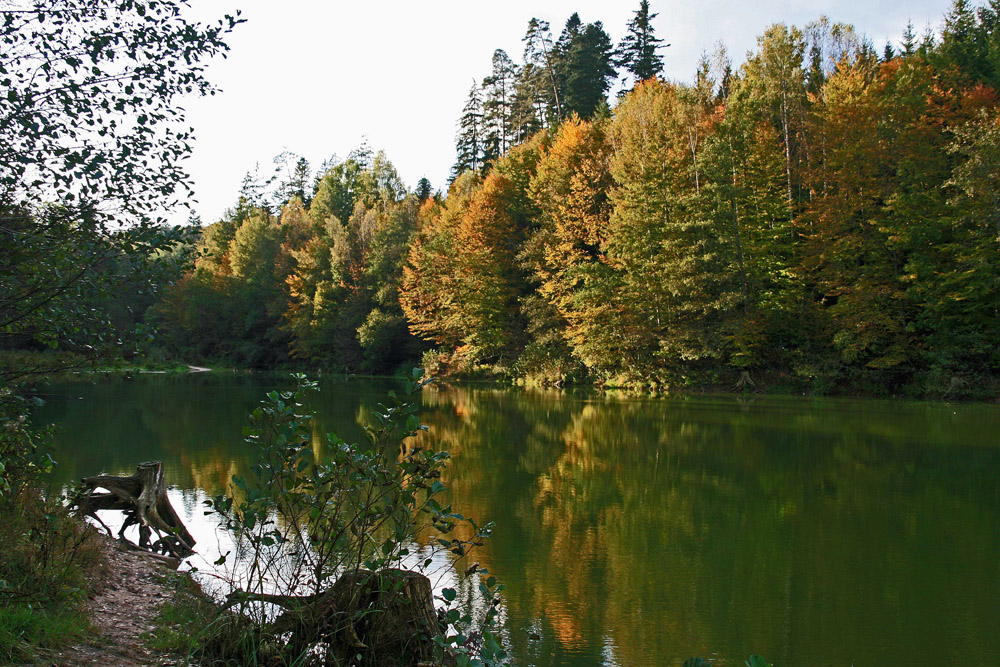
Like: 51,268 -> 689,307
1,1 -> 999,664
141,0 -> 1000,398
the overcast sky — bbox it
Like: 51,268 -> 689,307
178,0 -> 957,224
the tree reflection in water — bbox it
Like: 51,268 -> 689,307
38,375 -> 1000,667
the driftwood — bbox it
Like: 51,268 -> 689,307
74,461 -> 195,560
227,568 -> 450,666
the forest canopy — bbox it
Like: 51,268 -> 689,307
19,0 -> 999,399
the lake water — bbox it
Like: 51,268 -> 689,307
34,373 -> 1000,666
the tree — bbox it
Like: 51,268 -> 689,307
902,20 -> 918,56
740,24 -> 808,212
523,18 -> 563,120
607,80 -> 736,381
560,21 -> 617,118
401,174 -> 482,351
415,177 -> 433,202
272,152 -> 312,210
311,156 -> 366,225
453,83 -> 484,178
527,117 -> 614,377
616,1 -> 667,85
0,0 -> 240,381
482,50 -> 518,166
939,0 -> 982,78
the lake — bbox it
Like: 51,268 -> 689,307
34,373 -> 1000,666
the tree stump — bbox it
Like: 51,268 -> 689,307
75,461 -> 195,559
230,569 -> 448,666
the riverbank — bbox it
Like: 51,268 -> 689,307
21,535 -> 185,667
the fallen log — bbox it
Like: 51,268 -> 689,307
74,461 -> 195,559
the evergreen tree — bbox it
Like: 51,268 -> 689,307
482,49 -> 519,168
616,1 -> 667,84
523,18 -> 563,120
560,21 -> 617,118
902,20 -> 917,56
453,83 -> 484,178
415,177 -> 433,202
939,0 -> 983,79
272,152 -> 312,210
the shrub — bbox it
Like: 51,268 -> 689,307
202,370 -> 507,666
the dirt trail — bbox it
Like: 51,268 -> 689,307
27,537 -> 184,667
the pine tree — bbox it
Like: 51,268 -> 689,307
939,0 -> 983,78
616,1 -> 667,84
510,64 -> 547,142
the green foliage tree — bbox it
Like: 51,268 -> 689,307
607,80 -> 737,381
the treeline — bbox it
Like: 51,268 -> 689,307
154,0 -> 1000,397
453,2 -> 664,177
152,148 -> 426,372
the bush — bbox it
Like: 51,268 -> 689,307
0,487 -> 106,663
0,389 -> 55,497
200,370 -> 507,666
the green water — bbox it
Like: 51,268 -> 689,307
34,374 -> 1000,666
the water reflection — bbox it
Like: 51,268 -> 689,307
35,375 -> 1000,667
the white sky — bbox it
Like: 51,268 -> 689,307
178,0 -> 956,224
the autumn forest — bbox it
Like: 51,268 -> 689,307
148,0 -> 1000,398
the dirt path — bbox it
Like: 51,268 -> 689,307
28,537 -> 184,667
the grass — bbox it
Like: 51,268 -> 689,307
0,489 -> 105,664
0,604 -> 93,664
146,573 -> 284,666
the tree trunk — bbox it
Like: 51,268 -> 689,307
230,568 -> 450,666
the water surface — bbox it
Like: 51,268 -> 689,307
35,374 -> 1000,666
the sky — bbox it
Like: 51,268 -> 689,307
178,0 -> 958,225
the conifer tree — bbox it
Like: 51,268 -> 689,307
902,20 -> 917,56
482,50 -> 519,168
415,177 -> 433,202
523,18 -> 563,120
561,21 -> 617,118
453,83 -> 484,178
616,1 -> 667,84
